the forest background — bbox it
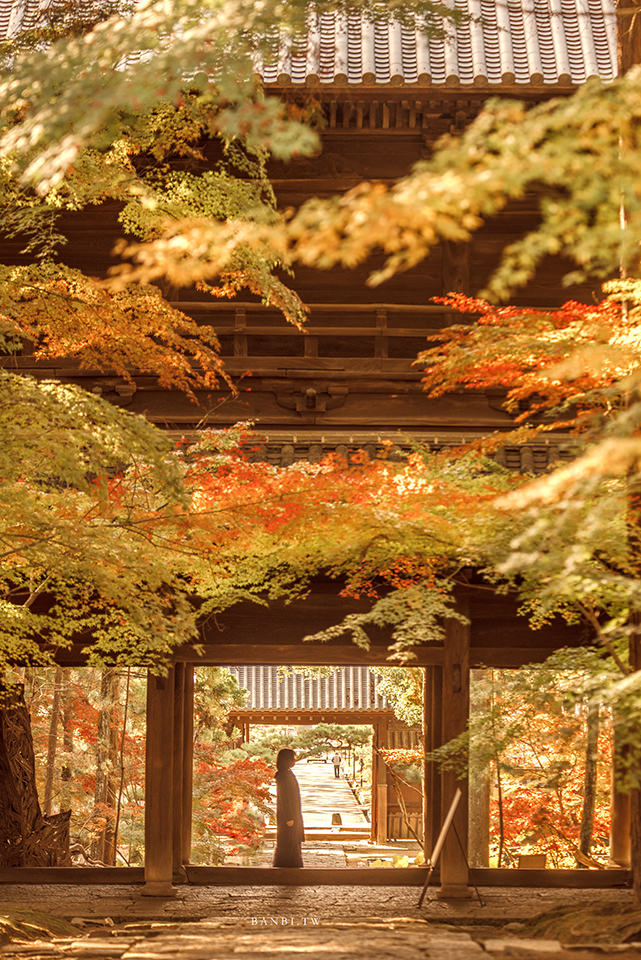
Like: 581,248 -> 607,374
0,0 -> 640,893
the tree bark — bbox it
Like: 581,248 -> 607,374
0,683 -> 70,866
60,671 -> 74,811
43,667 -> 63,816
91,669 -> 120,865
579,703 -> 599,863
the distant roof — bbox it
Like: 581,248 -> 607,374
1,0 -> 618,87
227,665 -> 392,713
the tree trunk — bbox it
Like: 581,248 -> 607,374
579,703 -> 599,863
91,669 -> 120,865
60,671 -> 74,811
43,667 -> 63,816
0,683 -> 70,866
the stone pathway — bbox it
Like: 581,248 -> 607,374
293,761 -> 369,829
1,915 -> 640,960
1,886 -> 640,959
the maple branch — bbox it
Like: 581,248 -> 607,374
575,602 -> 631,676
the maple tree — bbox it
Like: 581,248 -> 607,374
17,665 -> 278,865
2,0 -> 641,895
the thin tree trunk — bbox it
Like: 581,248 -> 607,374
60,672 -> 74,811
112,668 -> 131,864
43,667 -> 63,816
579,703 -> 599,864
91,669 -> 120,865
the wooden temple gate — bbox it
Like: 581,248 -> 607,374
134,581 -> 630,896
0,0 -> 633,896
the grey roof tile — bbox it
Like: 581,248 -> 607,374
0,0 -> 618,85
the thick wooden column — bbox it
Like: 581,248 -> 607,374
181,664 -> 194,867
438,609 -> 472,898
143,669 -> 175,896
423,665 -> 444,856
610,770 -> 632,867
172,664 -> 185,880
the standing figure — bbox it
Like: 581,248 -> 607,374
273,748 -> 305,867
332,751 -> 341,779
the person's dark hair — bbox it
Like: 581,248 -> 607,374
276,748 -> 296,774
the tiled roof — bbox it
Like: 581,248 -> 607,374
0,0 -> 618,86
258,0 -> 618,86
227,665 -> 391,713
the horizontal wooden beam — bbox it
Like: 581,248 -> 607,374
0,865 -> 630,888
227,709 -> 395,724
0,867 -> 144,884
174,644 -> 446,667
469,868 -> 632,889
169,301 -> 449,313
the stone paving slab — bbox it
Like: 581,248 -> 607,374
1,921 -> 641,960
1,886 -> 641,960
0,885 -> 636,923
3,919 -> 641,959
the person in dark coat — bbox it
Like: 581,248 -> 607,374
273,748 -> 305,867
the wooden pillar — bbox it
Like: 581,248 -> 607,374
610,769 -> 632,867
468,669 -> 491,868
181,664 -> 194,867
423,665 -> 444,856
438,609 -> 472,898
370,724 -> 377,842
372,723 -> 388,844
143,669 -> 175,896
172,664 -> 185,880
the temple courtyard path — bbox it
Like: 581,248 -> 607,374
292,760 -> 369,828
0,886 -> 640,959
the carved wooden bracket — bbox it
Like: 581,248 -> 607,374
275,385 -> 349,417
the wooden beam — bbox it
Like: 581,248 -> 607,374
438,608 -> 472,898
143,670 -> 175,897
174,644 -> 446,667
181,665 -> 194,867
227,709 -> 394,725
0,864 -> 630,888
469,867 -> 632,889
